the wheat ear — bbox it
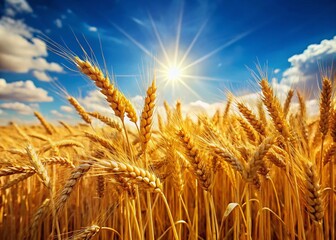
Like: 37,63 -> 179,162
0,166 -> 35,177
39,140 -> 84,153
164,100 -> 172,123
96,175 -> 105,198
88,112 -> 122,131
96,160 -> 162,192
238,102 -> 266,137
140,78 -> 156,151
323,143 -> 336,166
59,121 -> 73,134
260,79 -> 290,138
211,145 -> 245,175
223,94 -> 232,122
1,172 -> 34,190
56,160 -> 96,213
41,156 -> 75,168
73,225 -> 101,240
26,145 -> 51,189
331,108 -> 336,142
283,89 -> 294,117
34,111 -> 53,135
74,57 -> 127,120
245,137 -> 274,181
304,162 -> 324,222
319,77 -> 332,138
27,198 -> 51,240
84,132 -> 116,152
175,100 -> 182,120
68,96 -> 92,124
12,122 -> 30,141
257,100 -> 267,124
177,128 -> 212,190
237,117 -> 258,143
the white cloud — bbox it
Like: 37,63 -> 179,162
51,110 -> 64,117
5,0 -> 33,16
32,70 -> 51,81
54,19 -> 62,28
0,17 -> 37,39
60,105 -> 73,113
79,90 -> 113,114
88,26 -> 97,32
0,17 -> 63,77
281,36 -> 336,89
0,102 -> 35,115
131,95 -> 144,108
0,78 -> 53,102
273,68 -> 280,74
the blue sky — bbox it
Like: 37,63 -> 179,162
0,0 -> 335,124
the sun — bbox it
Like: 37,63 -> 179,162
166,66 -> 182,82
113,8 -> 250,98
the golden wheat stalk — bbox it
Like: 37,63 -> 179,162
223,94 -> 232,122
56,160 -> 96,213
260,79 -> 291,138
96,175 -> 105,198
319,77 -> 332,138
88,112 -> 122,131
331,108 -> 336,142
283,89 -> 294,117
73,225 -> 101,240
304,162 -> 324,222
59,121 -> 73,134
26,198 -> 51,240
0,166 -> 35,177
39,140 -> 84,153
68,96 -> 92,124
245,137 -> 274,182
237,117 -> 258,144
74,57 -> 138,123
210,145 -> 245,175
238,102 -> 266,137
140,78 -> 156,151
34,111 -> 53,135
84,132 -> 116,152
96,160 -> 162,192
323,143 -> 336,166
177,128 -> 212,190
26,145 -> 51,189
41,156 -> 75,168
0,172 -> 35,190
12,122 -> 30,141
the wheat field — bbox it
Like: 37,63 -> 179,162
0,56 -> 335,240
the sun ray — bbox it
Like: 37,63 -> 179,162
111,23 -> 167,69
181,29 -> 254,71
178,79 -> 202,99
178,20 -> 207,68
181,74 -> 229,82
174,3 -> 184,66
148,14 -> 170,64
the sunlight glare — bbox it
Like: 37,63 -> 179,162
167,66 -> 182,81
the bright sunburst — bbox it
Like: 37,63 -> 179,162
166,66 -> 182,82
112,6 -> 253,99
